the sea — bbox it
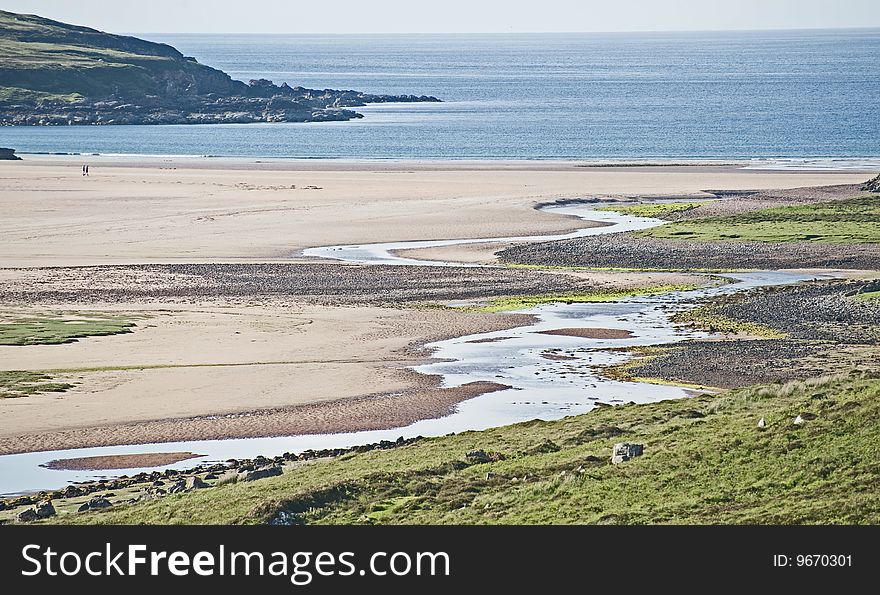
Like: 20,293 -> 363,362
3,29 -> 880,163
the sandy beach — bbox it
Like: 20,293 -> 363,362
0,157 -> 870,455
0,157 -> 869,267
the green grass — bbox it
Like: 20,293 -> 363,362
0,313 -> 136,345
596,201 -> 713,219
0,370 -> 73,399
639,196 -> 880,243
0,86 -> 84,104
52,372 -> 880,525
855,290 -> 880,301
0,10 -> 243,102
473,285 -> 702,312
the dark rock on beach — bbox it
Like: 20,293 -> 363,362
863,173 -> 880,193
0,148 -> 21,160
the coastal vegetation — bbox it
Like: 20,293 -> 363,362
639,196 -> 880,243
43,372 -> 880,525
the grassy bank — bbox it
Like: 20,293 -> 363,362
639,196 -> 880,243
54,372 -> 880,525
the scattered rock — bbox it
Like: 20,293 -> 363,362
0,148 -> 22,160
17,508 -> 38,522
242,466 -> 283,482
186,476 -> 208,490
611,442 -> 644,464
79,496 -> 113,512
168,480 -> 187,493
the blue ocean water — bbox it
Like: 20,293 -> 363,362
3,29 -> 879,159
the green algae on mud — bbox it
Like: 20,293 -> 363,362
596,201 -> 714,219
0,370 -> 73,399
0,312 -> 137,345
472,284 -> 704,313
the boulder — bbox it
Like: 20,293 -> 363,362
0,148 -> 21,160
465,450 -> 491,464
82,496 -> 113,510
611,442 -> 644,464
242,466 -> 283,482
34,500 -> 56,519
186,476 -> 208,490
17,500 -> 55,522
862,173 -> 880,193
168,480 -> 187,494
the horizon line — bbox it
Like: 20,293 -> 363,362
128,25 -> 880,36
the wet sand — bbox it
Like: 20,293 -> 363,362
537,328 -> 634,339
43,452 -> 203,471
2,380 -> 510,455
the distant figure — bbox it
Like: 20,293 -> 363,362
85,164 -> 89,176
82,164 -> 86,176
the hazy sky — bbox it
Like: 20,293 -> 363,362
4,0 -> 880,34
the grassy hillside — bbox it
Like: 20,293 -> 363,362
639,195 -> 880,243
0,9 -> 245,102
54,372 -> 880,525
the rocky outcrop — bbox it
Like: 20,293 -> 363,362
0,148 -> 21,160
17,499 -> 56,522
863,174 -> 880,193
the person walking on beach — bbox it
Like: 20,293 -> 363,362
82,164 -> 86,176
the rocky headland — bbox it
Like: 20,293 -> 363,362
0,10 -> 439,125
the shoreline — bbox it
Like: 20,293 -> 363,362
7,154 -> 880,173
0,379 -> 511,457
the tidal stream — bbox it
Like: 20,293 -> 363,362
0,203 -> 830,495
